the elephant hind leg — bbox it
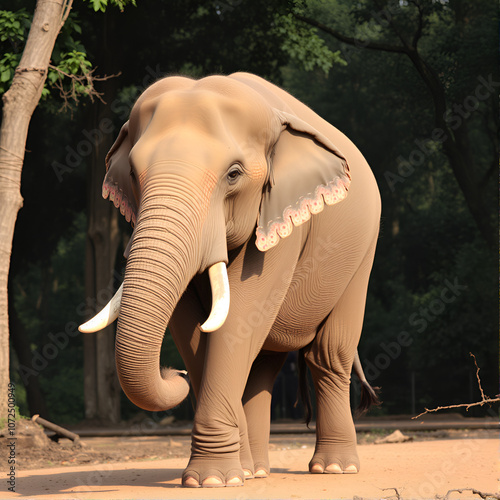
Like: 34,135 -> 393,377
305,254 -> 375,474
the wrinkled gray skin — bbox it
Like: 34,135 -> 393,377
96,73 -> 380,487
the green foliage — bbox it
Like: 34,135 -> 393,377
0,7 -> 94,108
0,53 -> 20,87
0,1 -> 136,108
84,0 -> 137,13
41,14 -> 99,109
274,13 -> 346,74
0,8 -> 30,45
43,49 -> 93,103
0,8 -> 30,93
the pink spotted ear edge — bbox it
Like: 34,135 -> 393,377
255,176 -> 350,252
103,181 -> 137,227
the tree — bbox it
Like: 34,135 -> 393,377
294,0 -> 497,248
0,0 -> 74,421
0,0 -> 134,421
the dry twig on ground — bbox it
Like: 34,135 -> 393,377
381,486 -> 402,499
437,488 -> 500,499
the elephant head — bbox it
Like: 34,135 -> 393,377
79,74 -> 350,412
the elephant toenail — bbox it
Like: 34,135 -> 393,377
227,476 -> 244,486
310,463 -> 324,474
243,469 -> 253,478
183,476 -> 200,488
325,463 -> 343,474
254,468 -> 269,478
201,476 -> 225,487
344,464 -> 358,473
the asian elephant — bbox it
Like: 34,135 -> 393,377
79,72 -> 381,487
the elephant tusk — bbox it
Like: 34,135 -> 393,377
200,262 -> 230,332
78,283 -> 123,333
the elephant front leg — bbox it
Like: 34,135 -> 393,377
182,236 -> 301,487
182,329 -> 263,488
170,286 -> 247,487
243,350 -> 288,478
184,406 -> 245,487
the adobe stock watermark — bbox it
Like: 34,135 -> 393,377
384,74 -> 499,192
363,277 -> 467,382
17,270 -> 122,386
51,65 -> 164,183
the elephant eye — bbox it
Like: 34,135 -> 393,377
227,164 -> 243,184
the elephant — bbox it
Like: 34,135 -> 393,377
79,72 -> 381,487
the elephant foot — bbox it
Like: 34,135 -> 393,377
183,475 -> 243,487
254,468 -> 269,478
310,463 -> 358,474
182,458 -> 245,488
243,467 -> 268,479
309,450 -> 359,475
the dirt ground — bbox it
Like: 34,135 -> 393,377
1,420 -> 498,500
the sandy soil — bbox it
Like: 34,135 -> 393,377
1,426 -> 498,500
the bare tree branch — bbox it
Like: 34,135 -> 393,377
293,13 -> 410,54
370,0 -> 414,52
409,0 -> 425,48
47,64 -> 121,112
413,353 -> 499,419
60,0 -> 73,29
470,353 -> 487,401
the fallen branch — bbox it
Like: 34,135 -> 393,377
32,414 -> 80,444
413,353 -> 499,419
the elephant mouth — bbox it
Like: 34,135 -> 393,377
78,261 -> 230,334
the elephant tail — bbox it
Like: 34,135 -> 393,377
353,351 -> 382,417
297,347 -> 312,427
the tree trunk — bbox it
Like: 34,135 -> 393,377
407,52 -> 496,249
82,95 -> 122,424
82,11 -> 123,424
0,0 -> 71,421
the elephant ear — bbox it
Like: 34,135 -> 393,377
102,121 -> 138,227
256,110 -> 351,252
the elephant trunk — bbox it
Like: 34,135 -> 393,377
115,176 -> 223,411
